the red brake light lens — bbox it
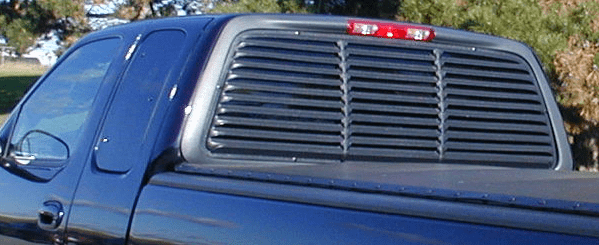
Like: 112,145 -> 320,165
347,21 -> 435,41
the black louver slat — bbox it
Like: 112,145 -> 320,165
207,31 -> 556,168
446,98 -> 543,111
446,119 -> 551,133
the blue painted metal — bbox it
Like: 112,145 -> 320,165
64,16 -> 234,244
176,164 -> 599,216
93,29 -> 187,173
149,172 -> 599,239
0,36 -> 130,244
130,183 -> 599,244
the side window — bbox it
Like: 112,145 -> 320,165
9,38 -> 120,163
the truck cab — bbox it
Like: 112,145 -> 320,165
0,14 -> 597,244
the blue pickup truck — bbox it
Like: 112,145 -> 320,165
0,14 -> 598,244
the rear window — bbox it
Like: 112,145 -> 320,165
202,30 -> 556,169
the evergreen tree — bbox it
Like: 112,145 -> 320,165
210,0 -> 399,18
210,0 -> 307,13
313,0 -> 398,19
0,0 -> 86,53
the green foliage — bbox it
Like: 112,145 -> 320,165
400,0 -> 599,169
399,0 -> 599,71
211,0 -> 307,13
399,0 -> 461,26
2,19 -> 37,53
37,0 -> 83,19
0,0 -> 85,54
312,0 -> 398,18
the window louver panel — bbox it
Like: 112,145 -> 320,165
441,50 -> 555,168
346,43 -> 440,161
206,31 -> 556,168
207,35 -> 344,160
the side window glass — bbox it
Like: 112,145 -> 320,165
9,38 -> 120,162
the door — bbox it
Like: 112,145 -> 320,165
0,37 -> 123,244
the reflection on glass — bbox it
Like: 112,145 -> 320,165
14,130 -> 68,160
10,38 -> 121,161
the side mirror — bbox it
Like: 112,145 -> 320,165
11,130 -> 69,165
3,130 -> 69,182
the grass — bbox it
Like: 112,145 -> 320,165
0,62 -> 47,124
0,113 -> 8,126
